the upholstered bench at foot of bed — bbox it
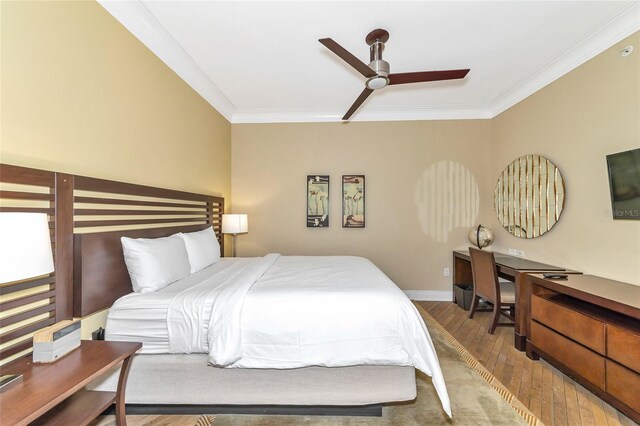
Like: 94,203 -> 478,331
88,353 -> 417,414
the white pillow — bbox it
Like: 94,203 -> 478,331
178,227 -> 221,273
121,234 -> 191,293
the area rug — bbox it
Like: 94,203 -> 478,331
93,304 -> 542,426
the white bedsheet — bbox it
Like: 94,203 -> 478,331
106,255 -> 451,416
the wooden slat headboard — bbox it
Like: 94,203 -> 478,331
71,174 -> 224,317
74,225 -> 211,317
0,163 -> 224,363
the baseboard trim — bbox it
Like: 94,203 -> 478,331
404,290 -> 453,301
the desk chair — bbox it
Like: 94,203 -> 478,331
468,247 -> 516,334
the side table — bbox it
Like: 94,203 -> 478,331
0,340 -> 141,426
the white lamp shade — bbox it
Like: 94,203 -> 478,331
221,214 -> 248,234
0,213 -> 55,283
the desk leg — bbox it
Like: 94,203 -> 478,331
115,355 -> 135,426
514,273 -> 528,351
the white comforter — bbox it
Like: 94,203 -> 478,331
164,254 -> 451,416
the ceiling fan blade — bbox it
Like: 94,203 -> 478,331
343,88 -> 374,120
319,38 -> 377,78
388,69 -> 470,85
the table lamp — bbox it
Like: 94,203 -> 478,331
0,213 -> 54,388
0,212 -> 55,284
221,214 -> 248,257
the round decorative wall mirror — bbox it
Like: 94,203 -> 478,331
494,155 -> 565,238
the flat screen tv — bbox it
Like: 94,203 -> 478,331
606,148 -> 640,220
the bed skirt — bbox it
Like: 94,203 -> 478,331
89,354 -> 417,406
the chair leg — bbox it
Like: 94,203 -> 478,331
488,303 -> 500,334
468,295 -> 479,319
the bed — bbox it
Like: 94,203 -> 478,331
89,251 -> 451,416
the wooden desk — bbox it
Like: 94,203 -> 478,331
526,274 -> 640,423
0,340 -> 141,426
453,250 -> 580,350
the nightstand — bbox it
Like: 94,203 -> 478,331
0,340 -> 141,426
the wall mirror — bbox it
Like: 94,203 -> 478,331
494,155 -> 565,238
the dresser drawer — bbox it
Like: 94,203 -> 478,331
606,360 -> 640,413
530,321 -> 605,389
531,294 -> 605,354
607,324 -> 640,374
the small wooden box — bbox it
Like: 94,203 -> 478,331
32,320 -> 81,363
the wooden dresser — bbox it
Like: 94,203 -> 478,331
526,274 -> 640,423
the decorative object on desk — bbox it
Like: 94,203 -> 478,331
32,320 -> 81,363
494,155 -> 565,238
606,147 -> 640,220
307,175 -> 329,227
0,212 -> 54,283
221,214 -> 248,257
467,224 -> 494,249
342,175 -> 365,228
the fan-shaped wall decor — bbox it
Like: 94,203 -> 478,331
494,155 -> 565,238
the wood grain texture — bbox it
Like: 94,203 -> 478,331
607,324 -> 640,373
529,274 -> 640,320
0,340 -> 141,426
73,225 -> 208,317
606,360 -> 640,414
419,301 -> 636,426
73,175 -> 222,203
531,294 -> 606,354
55,173 -> 74,321
530,321 -> 606,389
34,389 -> 117,426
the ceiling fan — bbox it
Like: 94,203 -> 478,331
319,29 -> 470,120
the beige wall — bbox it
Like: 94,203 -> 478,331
232,33 -> 640,290
0,1 -> 232,342
232,121 -> 493,292
1,1 -> 231,199
490,32 -> 640,285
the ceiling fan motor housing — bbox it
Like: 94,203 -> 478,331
366,60 -> 390,89
369,59 -> 390,77
367,40 -> 390,89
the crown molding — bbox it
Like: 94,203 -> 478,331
97,0 -> 236,122
231,105 -> 493,124
99,1 -> 640,124
489,1 -> 640,118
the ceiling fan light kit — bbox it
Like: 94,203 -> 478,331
319,28 -> 470,120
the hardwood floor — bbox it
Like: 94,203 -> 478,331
418,301 -> 638,426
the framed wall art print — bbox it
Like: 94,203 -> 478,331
307,175 -> 329,227
342,175 -> 365,228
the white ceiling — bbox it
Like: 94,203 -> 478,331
99,1 -> 640,123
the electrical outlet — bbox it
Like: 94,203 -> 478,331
514,250 -> 525,258
443,267 -> 450,277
